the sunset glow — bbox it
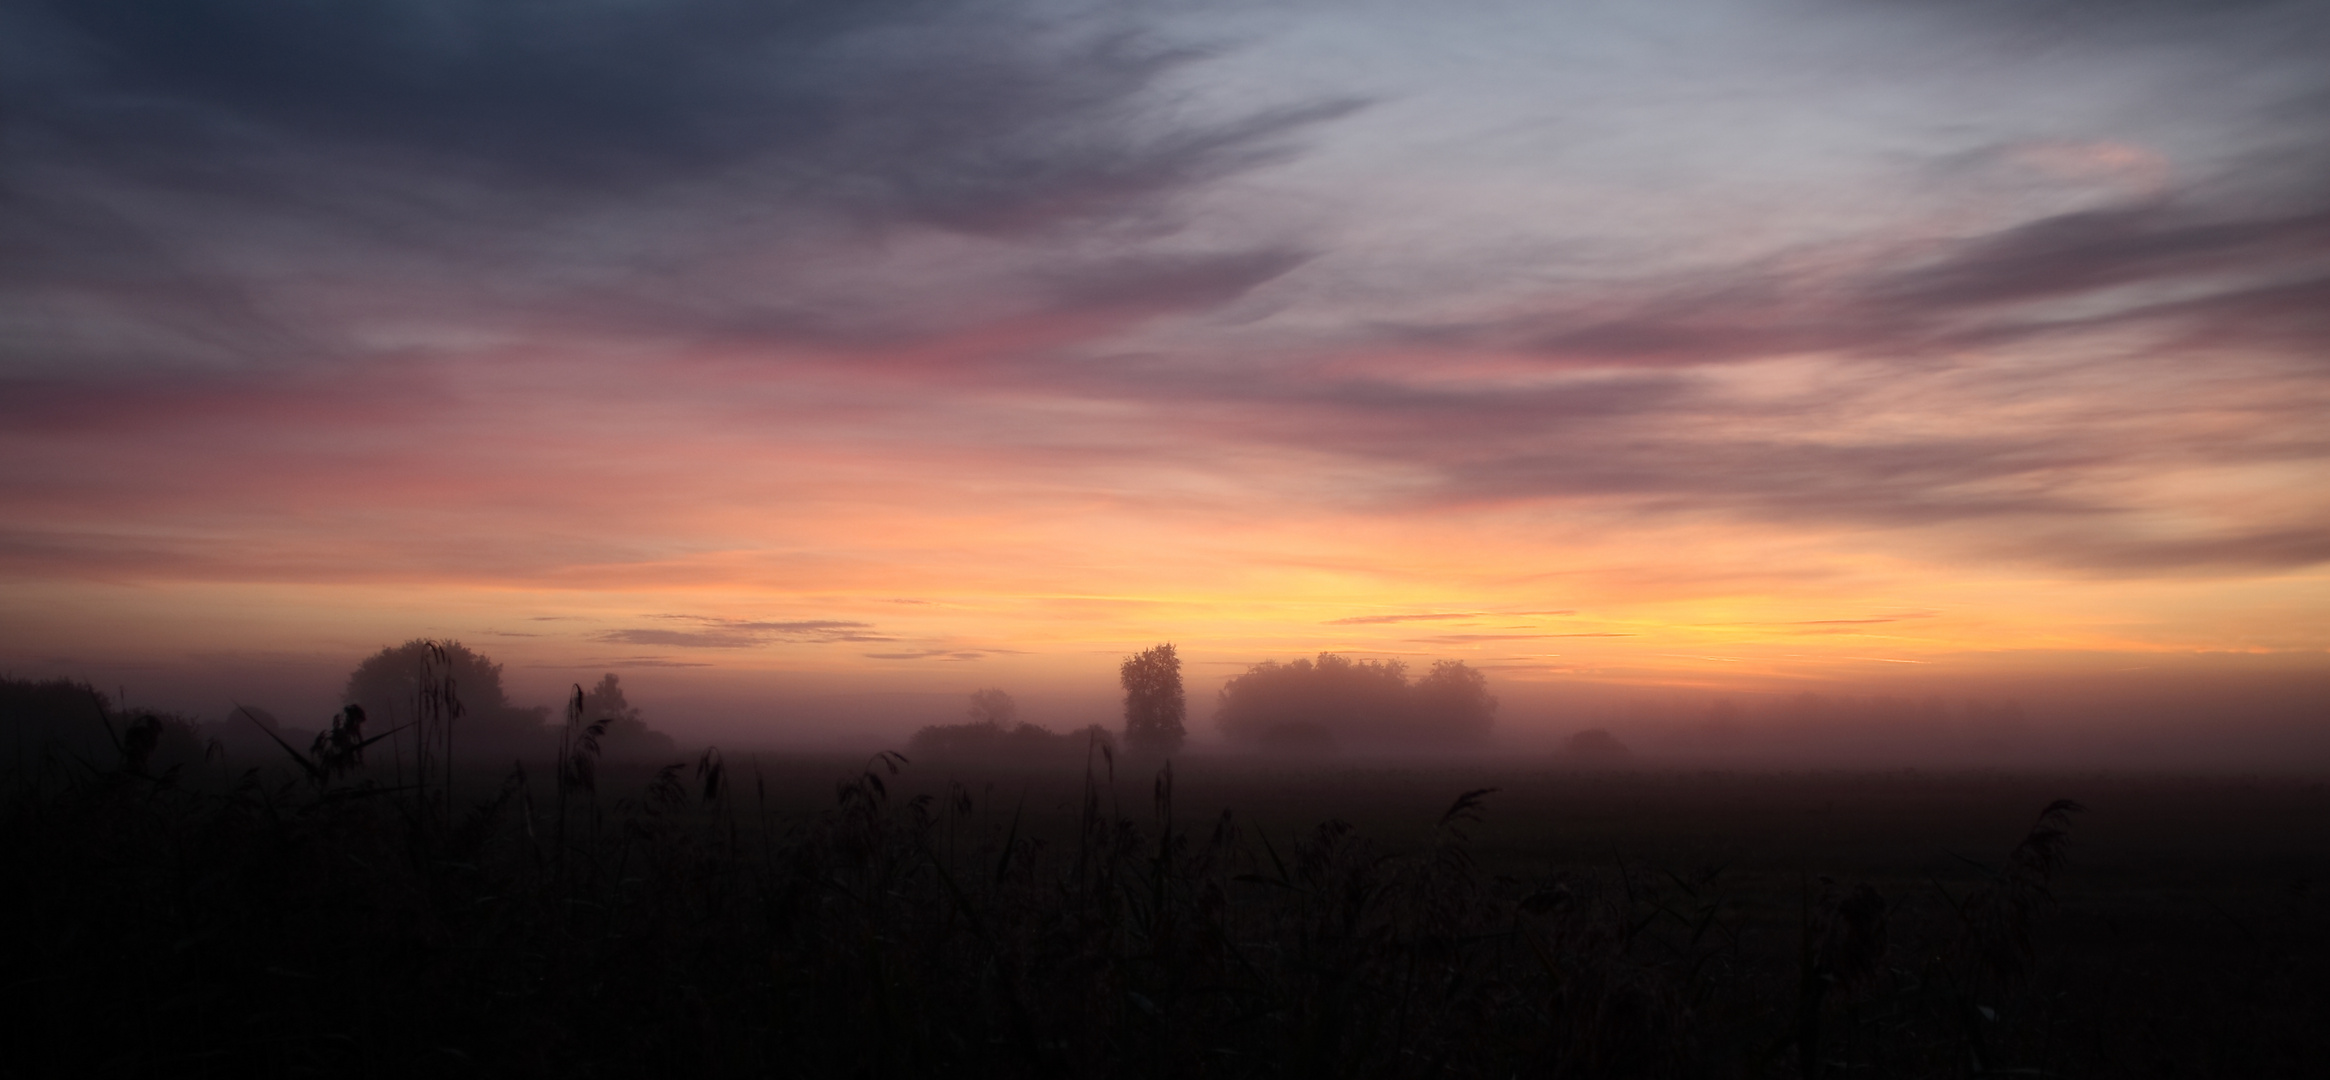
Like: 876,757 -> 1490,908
3,0 -> 2325,750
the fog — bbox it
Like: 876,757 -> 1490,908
12,644 -> 2324,772
1489,666 -> 2330,771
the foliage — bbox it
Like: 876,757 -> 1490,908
911,689 -> 1114,759
343,638 -> 549,755
1563,728 -> 1630,761
1412,658 -> 1497,738
1,676 -> 208,775
1216,653 -> 1495,750
578,672 -> 678,760
908,719 -> 1117,759
1121,642 -> 1187,755
966,687 -> 1018,728
0,709 -> 2163,1078
5,675 -> 2323,1077
0,725 -> 1705,1075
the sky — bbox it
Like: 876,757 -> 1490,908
3,0 -> 2326,752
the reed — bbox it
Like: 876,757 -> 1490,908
21,680 -> 2295,1076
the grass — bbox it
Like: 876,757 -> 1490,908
2,679 -> 2326,1076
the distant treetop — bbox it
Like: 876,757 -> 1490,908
1215,654 -> 1494,751
909,687 -> 1115,760
1120,644 -> 1187,755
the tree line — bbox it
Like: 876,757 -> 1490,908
206,640 -> 676,766
916,643 -> 1496,758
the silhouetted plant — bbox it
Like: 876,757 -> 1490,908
0,688 -> 2161,1078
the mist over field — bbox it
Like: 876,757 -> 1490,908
13,639 -> 2324,771
3,1 -> 2327,1071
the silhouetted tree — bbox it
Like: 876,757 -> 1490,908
1216,653 -> 1404,749
965,687 -> 1018,728
1562,728 -> 1630,762
577,673 -> 677,760
0,677 -> 207,772
1411,659 -> 1496,740
909,688 -> 1114,759
343,640 -> 549,757
1120,643 -> 1186,754
1216,653 -> 1495,750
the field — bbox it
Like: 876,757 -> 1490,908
857,754 -> 2330,1075
5,721 -> 2327,1077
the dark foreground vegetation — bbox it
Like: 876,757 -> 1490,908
4,679 -> 2327,1077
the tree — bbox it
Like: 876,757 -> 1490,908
1,677 -> 204,773
908,688 -> 1116,760
1215,653 -> 1495,750
579,673 -> 637,726
1120,643 -> 1186,755
576,673 -> 676,761
1411,659 -> 1496,740
343,639 -> 549,756
965,688 -> 1018,729
1216,653 -> 1408,749
1562,728 -> 1629,762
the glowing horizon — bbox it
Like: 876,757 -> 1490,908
3,1 -> 2326,741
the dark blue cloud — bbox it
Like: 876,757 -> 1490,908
8,0 -> 1348,222
0,0 -> 1357,377
1864,203 -> 2330,317
1381,190 -> 2330,371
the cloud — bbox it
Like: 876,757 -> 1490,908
10,0 -> 1347,221
1987,526 -> 2330,575
595,629 -> 762,648
722,619 -> 886,636
0,0 -> 1361,380
1047,175 -> 2328,573
1323,611 -> 1580,626
1410,633 -> 1635,644
595,618 -> 887,649
1325,613 -> 1486,625
1373,192 -> 2330,374
1841,205 -> 2330,377
1044,249 -> 1314,317
1,0 -> 2325,611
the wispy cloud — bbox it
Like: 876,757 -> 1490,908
598,656 -> 716,669
594,617 -> 888,649
1327,613 -> 1482,625
1409,633 -> 1635,644
1327,609 -> 1577,624
1795,615 -> 1938,626
1,0 -> 2325,682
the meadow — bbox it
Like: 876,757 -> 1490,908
4,687 -> 2325,1077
